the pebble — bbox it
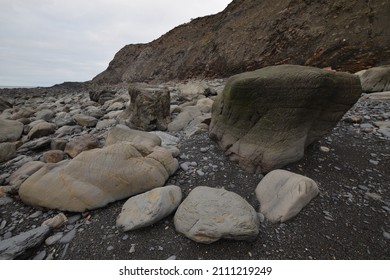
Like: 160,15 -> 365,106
129,244 -> 136,253
167,255 -> 177,260
358,185 -> 370,191
196,170 -> 205,176
200,147 -> 209,153
3,231 -> 12,239
28,211 -> 43,219
365,192 -> 382,201
67,214 -> 82,224
369,160 -> 379,165
319,146 -> 330,152
180,163 -> 189,171
107,245 -> 114,251
59,228 -> 77,244
383,231 -> 390,240
122,234 -> 129,241
33,250 -> 47,260
0,219 -> 6,230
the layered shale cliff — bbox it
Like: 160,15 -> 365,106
92,0 -> 390,85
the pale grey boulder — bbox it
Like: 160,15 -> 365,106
209,64 -> 362,173
357,66 -> 390,93
174,186 -> 259,244
27,121 -> 56,140
0,119 -> 24,143
255,169 -> 319,223
73,114 -> 98,127
168,106 -> 202,132
105,125 -> 161,154
116,185 -> 182,231
19,142 -> 178,212
0,225 -> 51,260
64,134 -> 100,158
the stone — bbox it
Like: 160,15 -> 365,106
0,225 -> 51,260
174,186 -> 259,244
51,138 -> 68,150
343,115 -> 363,124
9,161 -> 45,192
45,232 -> 64,246
27,121 -> 56,140
168,106 -> 202,132
0,142 -> 16,162
209,65 -> 362,173
19,142 -> 178,212
123,86 -> 171,131
42,213 -> 68,229
59,228 -> 77,244
53,112 -> 75,127
64,134 -> 100,158
11,107 -> 35,120
55,125 -> 83,137
255,170 -> 319,223
96,119 -> 118,130
105,126 -> 161,154
116,185 -> 182,231
0,119 -> 24,143
358,66 -> 390,93
18,137 -> 51,151
41,150 -> 66,163
0,97 -> 12,112
35,109 -> 55,121
319,146 -> 330,152
196,98 -> 214,113
89,89 -> 117,105
73,114 -> 98,127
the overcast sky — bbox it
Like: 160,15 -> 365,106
0,0 -> 231,87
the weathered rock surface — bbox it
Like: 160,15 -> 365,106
0,97 -> 12,112
255,170 -> 319,223
92,0 -> 390,85
124,86 -> 171,131
41,150 -> 66,163
0,142 -> 16,162
27,121 -> 56,140
209,65 -> 362,173
168,106 -> 202,132
89,89 -> 116,105
19,142 -> 178,212
0,225 -> 51,260
116,185 -> 182,231
174,186 -> 259,244
358,66 -> 390,93
105,126 -> 161,154
0,119 -> 24,143
73,114 -> 98,127
64,134 -> 100,158
9,161 -> 46,191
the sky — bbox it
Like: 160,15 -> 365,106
0,0 -> 232,87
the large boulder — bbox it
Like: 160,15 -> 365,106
357,66 -> 390,93
0,142 -> 16,162
124,86 -> 171,131
0,119 -> 24,143
19,142 -> 179,212
209,65 -> 362,173
174,186 -> 259,244
255,170 -> 319,223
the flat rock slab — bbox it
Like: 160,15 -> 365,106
117,185 -> 182,231
0,225 -> 51,260
209,64 -> 362,173
174,186 -> 259,244
255,169 -> 319,223
19,142 -> 178,212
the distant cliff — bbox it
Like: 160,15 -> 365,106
92,0 -> 390,85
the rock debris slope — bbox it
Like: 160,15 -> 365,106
92,0 -> 390,85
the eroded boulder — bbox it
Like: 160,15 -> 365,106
19,142 -> 178,212
255,170 -> 319,223
174,186 -> 259,244
357,66 -> 390,93
0,119 -> 24,143
209,64 -> 362,173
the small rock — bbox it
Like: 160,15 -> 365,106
180,163 -> 189,171
41,150 -> 66,163
59,228 -> 77,244
0,220 -> 6,230
383,231 -> 390,240
200,147 -> 209,153
28,211 -> 43,219
196,170 -> 205,176
129,244 -> 136,253
365,192 -> 382,201
107,245 -> 114,251
369,160 -> 379,165
122,235 -> 129,241
319,146 -> 330,152
42,213 -> 68,229
167,255 -> 177,260
32,249 -> 47,260
45,232 -> 64,246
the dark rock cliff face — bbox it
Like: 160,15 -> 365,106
92,0 -> 390,85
